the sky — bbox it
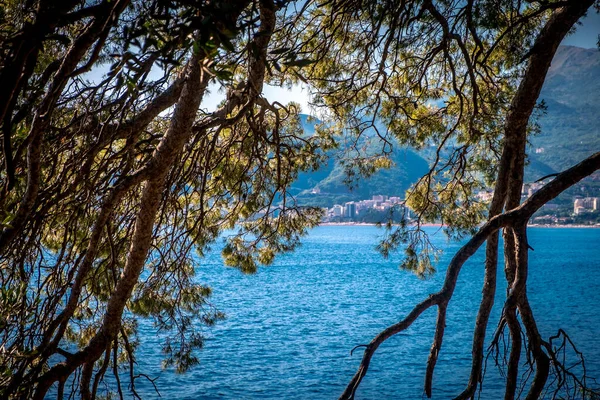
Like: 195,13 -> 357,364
82,9 -> 600,113
563,10 -> 600,48
201,10 -> 600,113
200,81 -> 312,115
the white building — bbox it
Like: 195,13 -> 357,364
332,204 -> 344,217
574,197 -> 599,214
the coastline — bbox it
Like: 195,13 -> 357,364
527,223 -> 600,228
319,222 -> 600,228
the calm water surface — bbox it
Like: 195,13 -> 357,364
134,226 -> 600,399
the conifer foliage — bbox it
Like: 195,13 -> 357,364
0,0 -> 599,399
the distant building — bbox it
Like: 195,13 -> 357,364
323,195 -> 416,221
360,199 -> 376,209
344,202 -> 356,219
574,197 -> 599,214
332,204 -> 344,217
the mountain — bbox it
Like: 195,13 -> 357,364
528,45 -> 600,177
293,46 -> 600,207
294,146 -> 429,207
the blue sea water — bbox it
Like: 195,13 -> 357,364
133,226 -> 600,399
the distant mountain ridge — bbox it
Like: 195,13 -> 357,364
294,46 -> 600,207
528,45 -> 600,177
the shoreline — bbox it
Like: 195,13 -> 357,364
319,222 -> 600,228
527,223 -> 600,228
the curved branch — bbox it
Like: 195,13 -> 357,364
0,0 -> 130,252
33,51 -> 208,400
339,150 -> 600,399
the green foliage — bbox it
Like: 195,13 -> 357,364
291,120 -> 430,207
272,0 -> 565,271
0,0 -> 596,398
0,1 -> 331,397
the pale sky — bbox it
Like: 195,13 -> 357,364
563,10 -> 600,48
200,10 -> 600,114
200,82 -> 312,115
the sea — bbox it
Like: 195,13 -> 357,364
130,226 -> 600,399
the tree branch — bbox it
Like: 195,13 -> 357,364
340,150 -> 600,399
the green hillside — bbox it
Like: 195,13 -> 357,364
528,45 -> 600,177
295,147 -> 429,207
292,127 -> 430,207
293,46 -> 600,207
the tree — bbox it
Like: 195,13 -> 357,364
1,1 -> 599,399
0,1 -> 327,398
278,0 -> 600,398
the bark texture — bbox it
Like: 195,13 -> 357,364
341,2 -> 595,398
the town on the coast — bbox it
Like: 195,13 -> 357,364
321,195 -> 410,223
320,184 -> 600,226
